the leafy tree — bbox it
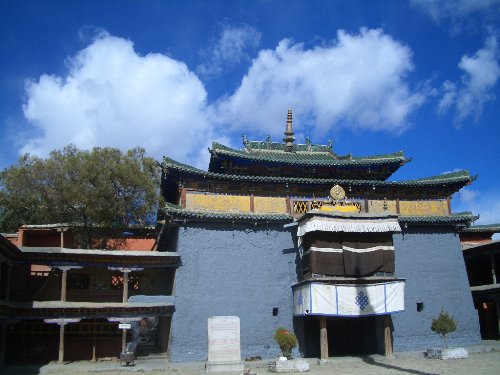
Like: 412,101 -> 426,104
431,310 -> 457,349
0,145 -> 161,249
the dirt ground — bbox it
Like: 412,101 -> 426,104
1,343 -> 499,375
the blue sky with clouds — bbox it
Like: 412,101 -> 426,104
1,0 -> 499,224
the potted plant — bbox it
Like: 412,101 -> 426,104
431,310 -> 457,349
274,327 -> 298,360
426,310 -> 467,359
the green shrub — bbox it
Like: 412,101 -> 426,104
274,327 -> 297,359
431,310 -> 457,348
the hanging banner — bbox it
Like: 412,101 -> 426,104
297,216 -> 401,237
293,281 -> 405,316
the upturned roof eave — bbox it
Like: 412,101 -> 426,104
162,203 -> 293,223
398,212 -> 478,226
461,224 -> 500,233
162,156 -> 474,189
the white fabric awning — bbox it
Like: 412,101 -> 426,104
297,216 -> 401,237
293,281 -> 405,317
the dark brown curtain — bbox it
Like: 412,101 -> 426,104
301,232 -> 395,277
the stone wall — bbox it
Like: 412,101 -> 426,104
169,222 -> 299,362
168,223 -> 480,361
392,227 -> 480,351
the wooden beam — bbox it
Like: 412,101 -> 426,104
0,321 -> 6,366
180,188 -> 187,208
123,271 -> 130,304
319,316 -> 328,360
58,324 -> 65,364
384,315 -> 393,357
122,328 -> 127,353
491,254 -> 497,285
4,265 -> 12,302
43,318 -> 80,364
61,268 -> 67,302
497,301 -> 500,338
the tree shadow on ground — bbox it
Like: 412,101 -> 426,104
362,356 -> 438,375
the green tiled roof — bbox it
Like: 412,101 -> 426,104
398,212 -> 478,226
162,156 -> 476,188
161,202 -> 477,226
210,142 -> 409,167
162,202 -> 293,222
461,224 -> 500,233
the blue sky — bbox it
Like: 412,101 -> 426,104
1,0 -> 499,224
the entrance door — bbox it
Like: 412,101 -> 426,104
328,316 -> 379,355
302,315 -> 382,357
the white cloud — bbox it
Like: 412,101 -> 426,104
197,25 -> 261,79
438,34 -> 500,123
21,28 -> 425,167
22,32 -> 215,167
411,0 -> 500,23
453,188 -> 500,224
214,28 -> 426,138
458,188 -> 480,202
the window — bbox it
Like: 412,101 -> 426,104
111,274 -> 140,290
30,264 -> 51,277
68,273 -> 89,290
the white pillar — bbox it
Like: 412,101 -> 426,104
44,318 -> 81,364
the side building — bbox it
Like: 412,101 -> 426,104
0,224 -> 179,364
460,225 -> 500,340
160,110 -> 481,362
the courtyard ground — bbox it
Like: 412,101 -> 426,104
0,341 -> 499,375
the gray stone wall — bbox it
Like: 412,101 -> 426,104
169,222 -> 299,362
392,226 -> 480,351
168,222 -> 480,361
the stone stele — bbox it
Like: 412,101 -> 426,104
205,316 -> 244,373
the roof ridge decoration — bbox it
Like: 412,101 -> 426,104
283,109 -> 295,152
210,140 -> 408,162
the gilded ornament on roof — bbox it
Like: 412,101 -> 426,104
330,184 -> 346,200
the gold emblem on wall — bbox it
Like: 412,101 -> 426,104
320,185 -> 360,213
329,184 -> 346,201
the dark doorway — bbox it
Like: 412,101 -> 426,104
302,315 -> 382,357
476,300 -> 500,340
328,316 -> 380,355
